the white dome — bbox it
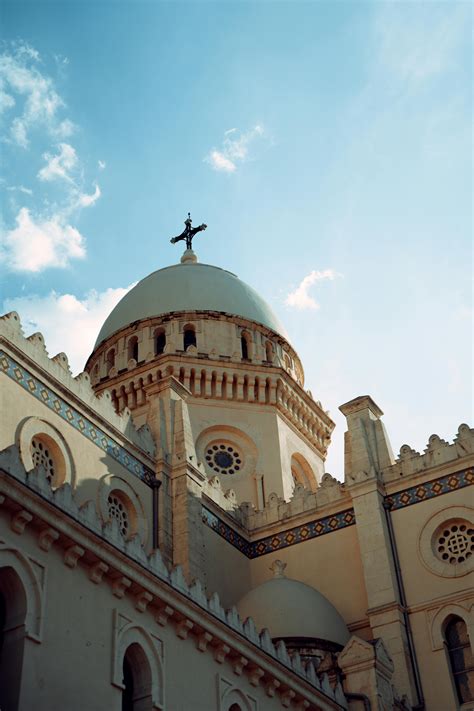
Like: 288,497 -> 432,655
236,574 -> 349,647
94,259 -> 287,348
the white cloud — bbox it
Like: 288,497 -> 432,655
37,142 -> 78,183
3,284 -> 136,373
285,269 -> 341,310
206,150 -> 236,173
98,160 -> 106,170
205,124 -> 266,173
1,207 -> 86,272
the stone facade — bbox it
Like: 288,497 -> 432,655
0,256 -> 473,711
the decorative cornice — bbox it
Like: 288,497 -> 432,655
203,468 -> 473,557
1,350 -> 154,486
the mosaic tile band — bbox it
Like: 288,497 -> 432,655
386,468 -> 473,511
202,506 -> 356,559
0,350 -> 154,486
202,468 -> 472,558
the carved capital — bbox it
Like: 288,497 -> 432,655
176,619 -> 194,640
232,655 -> 248,676
248,666 -> 264,687
64,545 -> 85,568
265,678 -> 281,697
281,689 -> 296,708
38,527 -> 59,551
135,590 -> 153,612
214,643 -> 230,664
156,605 -> 174,627
11,509 -> 33,534
89,561 -> 109,584
196,631 -> 213,652
112,576 -> 132,598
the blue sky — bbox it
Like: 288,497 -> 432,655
1,1 -> 472,478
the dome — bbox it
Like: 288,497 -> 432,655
236,564 -> 349,647
94,255 -> 287,348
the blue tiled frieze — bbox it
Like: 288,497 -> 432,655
386,468 -> 473,511
1,350 -> 154,486
202,505 -> 356,559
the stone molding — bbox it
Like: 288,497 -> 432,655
0,457 -> 347,711
0,310 -> 156,457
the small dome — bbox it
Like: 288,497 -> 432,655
94,257 -> 287,348
236,563 -> 349,647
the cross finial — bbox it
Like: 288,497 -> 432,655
270,560 -> 287,578
170,213 -> 207,250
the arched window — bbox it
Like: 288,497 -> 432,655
229,705 -> 243,711
127,337 -> 138,362
0,568 -> 27,711
155,329 -> 166,355
445,616 -> 474,704
265,341 -> 273,362
183,325 -> 196,350
106,348 -> 116,374
241,332 -> 250,360
122,643 -> 152,711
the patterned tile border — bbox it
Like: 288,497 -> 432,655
386,468 -> 473,511
202,506 -> 356,559
203,469 -> 473,557
1,350 -> 154,486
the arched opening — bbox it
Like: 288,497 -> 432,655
154,329 -> 166,356
290,453 -> 317,492
445,616 -> 473,705
127,337 -> 139,363
30,433 -> 65,486
229,705 -> 243,711
241,332 -> 251,360
183,324 -> 196,351
122,643 -> 153,711
106,348 -> 116,374
265,341 -> 273,362
0,567 -> 27,711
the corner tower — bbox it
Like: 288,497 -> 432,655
85,247 -> 334,507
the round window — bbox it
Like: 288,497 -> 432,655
205,444 -> 242,475
435,521 -> 473,565
107,493 -> 130,537
31,437 -> 56,484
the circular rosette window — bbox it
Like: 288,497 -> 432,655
205,443 -> 242,475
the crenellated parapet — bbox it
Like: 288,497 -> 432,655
0,444 -> 348,711
383,423 -> 474,482
0,311 -> 156,458
237,474 -> 348,532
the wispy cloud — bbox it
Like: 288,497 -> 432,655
3,284 -> 136,373
0,42 -> 101,273
38,142 -> 78,183
374,2 -> 469,84
285,269 -> 341,310
0,41 -> 66,148
98,159 -> 106,170
205,124 -> 266,173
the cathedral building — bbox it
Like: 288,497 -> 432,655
0,243 -> 472,711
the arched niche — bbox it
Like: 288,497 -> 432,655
112,621 -> 164,709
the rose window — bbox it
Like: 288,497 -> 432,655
436,522 -> 473,564
205,444 -> 241,475
107,493 -> 129,536
31,437 -> 55,483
